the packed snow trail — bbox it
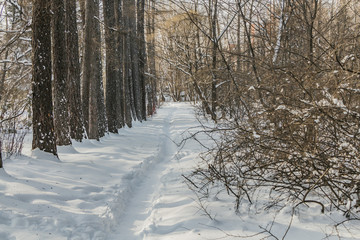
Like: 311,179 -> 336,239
107,105 -> 179,239
0,102 -> 210,240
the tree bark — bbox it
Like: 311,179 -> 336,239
82,0 -> 91,135
94,0 -> 107,138
210,0 -> 218,121
137,0 -> 147,120
32,0 -> 57,155
65,0 -> 85,141
124,0 -> 134,127
129,0 -> 141,121
83,0 -> 106,140
146,0 -> 157,115
103,0 -> 119,133
115,0 -> 125,128
52,0 -> 72,146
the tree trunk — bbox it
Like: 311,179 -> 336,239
210,0 -> 218,122
129,0 -> 141,121
146,0 -> 157,115
83,0 -> 105,140
95,0 -> 107,138
52,0 -> 72,146
115,0 -> 125,128
79,0 -> 86,25
82,0 -> 91,135
137,0 -> 147,120
65,0 -> 85,141
103,0 -> 119,133
0,140 -> 2,168
236,2 -> 241,71
124,0 -> 134,127
32,0 -> 57,155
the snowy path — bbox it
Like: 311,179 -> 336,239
107,103 -> 205,240
0,102 -> 209,240
108,106 -> 178,239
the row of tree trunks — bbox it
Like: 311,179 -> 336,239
31,0 -> 157,157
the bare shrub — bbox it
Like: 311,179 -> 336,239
183,0 -> 360,219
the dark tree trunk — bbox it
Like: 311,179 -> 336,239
128,0 -> 141,121
123,0 -> 134,127
0,140 -> 2,168
95,0 -> 107,138
82,0 -> 91,135
146,0 -> 157,115
0,48 -> 8,166
210,0 -> 218,122
115,0 -> 125,128
32,0 -> 57,155
52,0 -> 72,146
83,0 -> 104,140
65,0 -> 85,141
103,0 -> 118,133
137,0 -> 146,120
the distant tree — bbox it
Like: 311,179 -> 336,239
52,0 -> 71,146
31,0 -> 57,155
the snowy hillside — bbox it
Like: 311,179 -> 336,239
0,103 -> 359,240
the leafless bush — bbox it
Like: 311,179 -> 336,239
182,0 -> 360,219
0,114 -> 30,162
1,126 -> 27,158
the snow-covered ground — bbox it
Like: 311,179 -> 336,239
0,102 -> 359,239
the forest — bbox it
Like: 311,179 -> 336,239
1,0 -> 360,239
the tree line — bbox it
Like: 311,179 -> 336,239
0,0 -> 158,165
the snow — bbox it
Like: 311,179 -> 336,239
0,102 -> 359,239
